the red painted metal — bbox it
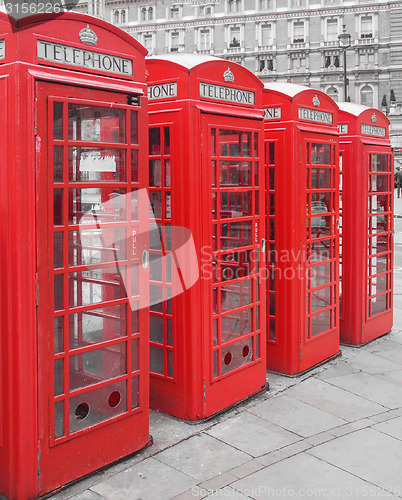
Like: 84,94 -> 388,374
338,103 -> 393,345
0,13 -> 149,499
262,84 -> 340,375
146,55 -> 267,420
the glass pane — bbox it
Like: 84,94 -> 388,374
69,343 -> 127,391
54,316 -> 64,353
131,111 -> 138,145
370,214 -> 389,234
131,338 -> 139,372
150,192 -> 162,219
370,274 -> 390,296
371,175 -> 389,193
150,315 -> 164,344
311,143 -> 331,165
309,262 -> 331,289
150,345 -> 164,374
54,401 -> 64,439
372,155 -> 388,172
220,221 -> 253,249
69,228 -> 126,267
221,308 -> 252,342
68,105 -> 126,143
149,160 -> 161,187
54,232 -> 63,269
167,350 -> 173,378
69,380 -> 127,433
69,187 -> 127,225
54,189 -> 63,226
131,376 -> 139,409
219,130 -> 251,157
149,128 -> 161,155
220,161 -> 252,186
310,168 -> 331,189
311,309 -> 332,337
221,338 -> 253,375
53,102 -> 63,140
54,146 -> 63,182
68,147 -> 126,182
131,150 -> 138,183
311,216 -> 331,239
371,294 -> 388,316
54,274 -> 64,311
220,191 -> 253,218
311,286 -> 332,312
54,358 -> 64,396
69,304 -> 126,349
221,279 -> 253,312
69,268 -> 126,308
369,254 -> 389,276
165,160 -> 171,187
164,127 -> 170,155
310,193 -> 330,214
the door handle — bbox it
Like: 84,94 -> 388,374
261,238 -> 266,253
142,250 -> 149,269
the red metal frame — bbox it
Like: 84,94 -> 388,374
338,103 -> 393,345
146,56 -> 267,421
0,13 -> 149,499
262,84 -> 340,375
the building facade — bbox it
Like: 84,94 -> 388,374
76,0 -> 402,152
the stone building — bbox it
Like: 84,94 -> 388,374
76,0 -> 402,153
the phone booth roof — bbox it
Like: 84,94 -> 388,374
262,82 -> 338,129
146,53 -> 263,109
338,102 -> 390,141
1,12 -> 147,84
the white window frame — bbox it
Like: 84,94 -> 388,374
326,18 -> 338,42
360,84 -> 374,107
292,20 -> 305,43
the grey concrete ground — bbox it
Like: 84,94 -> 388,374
47,191 -> 402,500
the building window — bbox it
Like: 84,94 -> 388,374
114,10 -> 119,24
360,85 -> 374,107
359,50 -> 375,67
171,31 -> 179,52
291,0 -> 304,7
325,54 -> 340,68
326,86 -> 339,102
291,54 -> 306,70
361,15 -> 373,38
141,6 -> 153,22
170,6 -> 180,19
121,10 -> 126,24
200,29 -> 211,51
143,33 -> 153,52
259,58 -> 274,72
199,5 -> 213,16
229,26 -> 241,47
326,19 -> 338,42
228,0 -> 241,13
260,0 -> 273,9
113,10 -> 126,26
261,24 -> 272,46
293,21 -> 305,43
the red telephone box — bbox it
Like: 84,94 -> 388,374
0,13 -> 150,499
262,83 -> 340,375
338,103 -> 393,345
145,55 -> 267,420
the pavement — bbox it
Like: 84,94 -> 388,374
42,191 -> 402,500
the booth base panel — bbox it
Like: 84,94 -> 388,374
150,382 -> 270,423
38,436 -> 153,500
340,329 -> 392,348
267,350 -> 342,378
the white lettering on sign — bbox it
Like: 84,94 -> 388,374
338,124 -> 348,134
264,107 -> 281,120
0,40 -> 5,60
37,40 -> 133,76
148,82 -> 177,100
362,124 -> 386,137
199,82 -> 255,105
80,152 -> 117,172
298,107 -> 333,124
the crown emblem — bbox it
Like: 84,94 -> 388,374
372,113 -> 377,123
313,95 -> 320,107
79,25 -> 98,46
223,68 -> 234,82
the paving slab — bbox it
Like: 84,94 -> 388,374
205,487 -> 253,498
90,457 -> 196,500
309,427 -> 402,495
154,433 -> 250,482
343,349 -> 402,374
315,359 -> 361,380
326,371 -> 402,409
206,411 -> 301,458
370,342 -> 402,365
248,394 -> 346,438
284,377 -> 386,421
232,452 -> 399,499
68,492 -> 105,500
373,416 -> 402,441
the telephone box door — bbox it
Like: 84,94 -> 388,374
35,81 -> 149,494
302,133 -> 339,368
202,113 -> 266,412
365,147 -> 393,332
